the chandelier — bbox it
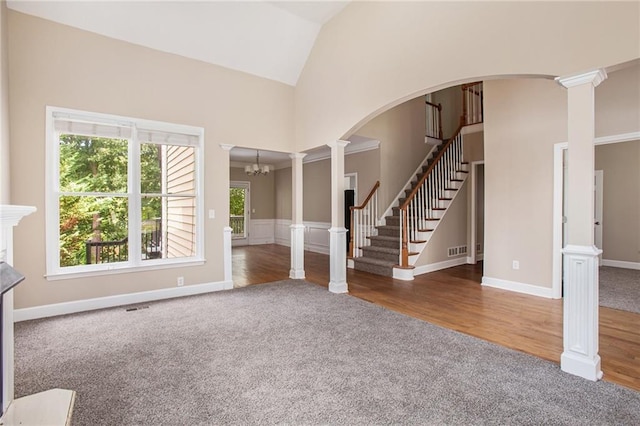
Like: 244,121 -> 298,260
245,150 -> 270,175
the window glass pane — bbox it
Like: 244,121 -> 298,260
141,197 -> 162,261
59,135 -> 128,193
140,144 -> 162,194
140,144 -> 196,195
59,196 -> 128,267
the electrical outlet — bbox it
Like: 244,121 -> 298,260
512,260 -> 520,270
177,276 -> 184,286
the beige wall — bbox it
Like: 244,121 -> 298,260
464,131 -> 484,162
302,159 -> 331,223
274,148 -> 381,223
230,167 -> 276,220
355,97 -> 429,213
0,2 -> 8,204
415,183 -> 469,265
295,1 -> 639,153
345,148 -> 380,206
596,62 -> 640,137
484,78 -> 567,289
432,85 -> 463,139
274,167 -> 291,220
8,11 -> 294,309
595,140 -> 640,263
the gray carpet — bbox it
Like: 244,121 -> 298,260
600,266 -> 640,314
15,280 -> 640,425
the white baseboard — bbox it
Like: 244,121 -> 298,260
601,259 -> 640,271
14,280 -> 234,322
481,276 -> 553,299
413,257 -> 468,276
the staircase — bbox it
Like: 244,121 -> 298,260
352,132 -> 468,277
349,82 -> 482,279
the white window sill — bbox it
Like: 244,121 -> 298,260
45,258 -> 206,281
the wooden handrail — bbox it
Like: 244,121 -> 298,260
425,101 -> 443,139
425,100 -> 442,110
349,181 -> 380,258
399,124 -> 464,211
350,181 -> 380,211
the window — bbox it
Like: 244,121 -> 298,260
46,107 -> 204,278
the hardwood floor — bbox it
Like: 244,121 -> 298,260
232,244 -> 640,392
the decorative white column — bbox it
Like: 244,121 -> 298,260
556,69 -> 607,381
289,153 -> 306,279
0,205 -> 36,412
222,226 -> 233,289
327,140 -> 350,293
219,144 -> 235,289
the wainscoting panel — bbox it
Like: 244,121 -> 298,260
249,219 -> 275,245
274,219 -> 330,255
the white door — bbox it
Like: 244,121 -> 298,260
230,181 -> 250,245
594,170 -> 603,264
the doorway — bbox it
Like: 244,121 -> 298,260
230,181 -> 250,246
470,161 -> 485,265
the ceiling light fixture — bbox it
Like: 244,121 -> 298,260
245,150 -> 270,176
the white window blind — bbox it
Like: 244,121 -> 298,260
53,114 -> 132,139
137,129 -> 200,147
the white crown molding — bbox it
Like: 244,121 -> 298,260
556,69 -> 607,88
219,144 -> 235,151
303,139 -> 380,164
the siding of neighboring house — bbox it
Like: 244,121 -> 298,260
166,146 -> 196,258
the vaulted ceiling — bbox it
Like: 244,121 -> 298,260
7,0 -> 350,86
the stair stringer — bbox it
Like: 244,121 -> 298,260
392,168 -> 469,280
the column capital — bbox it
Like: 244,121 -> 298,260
555,69 -> 607,89
219,144 -> 235,151
289,152 -> 307,160
326,140 -> 350,149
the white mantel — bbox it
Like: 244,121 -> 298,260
0,205 -> 36,414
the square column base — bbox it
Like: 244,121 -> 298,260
561,352 -> 603,381
289,224 -> 306,279
561,244 -> 602,381
328,227 -> 348,293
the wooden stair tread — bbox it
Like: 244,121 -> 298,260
410,240 -> 427,244
367,235 -> 397,241
445,187 -> 458,191
433,207 -> 446,211
418,228 -> 434,232
451,179 -> 464,182
361,246 -> 399,254
353,257 -> 395,267
457,170 -> 469,173
438,197 -> 453,201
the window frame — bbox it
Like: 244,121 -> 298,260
45,106 -> 205,280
